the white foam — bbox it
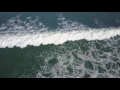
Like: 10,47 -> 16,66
0,15 -> 120,48
0,28 -> 120,48
33,36 -> 120,78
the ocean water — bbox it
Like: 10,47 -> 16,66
0,12 -> 120,78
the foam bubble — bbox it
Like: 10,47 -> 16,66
17,35 -> 120,78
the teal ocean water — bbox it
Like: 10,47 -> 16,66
0,12 -> 120,78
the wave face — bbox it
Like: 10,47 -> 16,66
0,14 -> 120,78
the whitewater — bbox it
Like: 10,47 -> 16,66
0,14 -> 120,78
0,15 -> 120,48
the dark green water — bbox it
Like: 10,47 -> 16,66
0,12 -> 120,78
0,12 -> 120,28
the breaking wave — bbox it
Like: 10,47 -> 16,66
0,15 -> 120,78
0,15 -> 120,48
